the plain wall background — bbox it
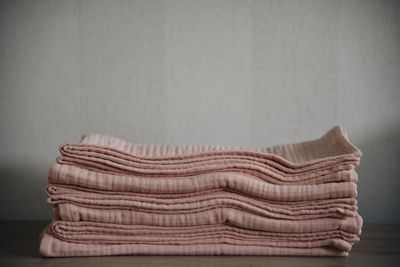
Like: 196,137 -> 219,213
0,0 -> 399,223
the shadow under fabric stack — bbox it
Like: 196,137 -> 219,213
39,126 -> 363,257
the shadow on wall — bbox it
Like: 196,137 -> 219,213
0,163 -> 51,220
356,122 -> 400,224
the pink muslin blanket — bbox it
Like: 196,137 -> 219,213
53,204 -> 362,234
49,165 -> 358,198
40,126 -> 363,257
39,221 -> 360,257
47,184 -> 358,220
40,231 -> 351,257
56,126 -> 361,180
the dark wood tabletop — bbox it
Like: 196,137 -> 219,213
0,221 -> 398,267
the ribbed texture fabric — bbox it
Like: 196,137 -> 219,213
39,126 -> 363,257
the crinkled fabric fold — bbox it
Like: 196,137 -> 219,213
57,126 -> 361,179
53,204 -> 363,235
49,164 -> 359,194
77,126 -> 361,163
47,184 -> 358,220
39,220 -> 359,257
40,232 -> 350,257
39,126 -> 363,257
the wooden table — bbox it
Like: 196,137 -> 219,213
0,221 -> 398,267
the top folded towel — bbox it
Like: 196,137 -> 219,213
56,126 -> 361,179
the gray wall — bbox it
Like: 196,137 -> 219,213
0,0 -> 399,223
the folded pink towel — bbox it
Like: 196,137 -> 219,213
45,221 -> 360,245
57,126 -> 361,180
53,204 -> 362,234
78,126 -> 361,163
40,126 -> 363,257
39,220 -> 360,257
50,163 -> 359,190
47,182 -> 359,204
40,231 -> 351,257
47,185 -> 358,220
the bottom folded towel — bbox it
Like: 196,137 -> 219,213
40,233 -> 350,257
39,220 -> 360,257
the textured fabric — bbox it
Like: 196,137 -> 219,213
45,221 -> 360,245
52,204 -> 362,234
56,126 -> 361,179
47,184 -> 358,219
76,126 -> 361,162
40,232 -> 350,257
40,126 -> 363,257
39,221 -> 360,257
47,184 -> 358,221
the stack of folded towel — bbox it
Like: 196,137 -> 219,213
39,126 -> 363,257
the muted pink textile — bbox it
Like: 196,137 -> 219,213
53,204 -> 362,234
56,126 -> 361,180
47,185 -> 358,220
47,182 -> 359,204
48,174 -> 358,201
39,221 -> 359,257
40,126 -> 363,257
45,221 -> 360,245
76,126 -> 361,163
40,232 -> 350,256
49,163 -> 359,189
